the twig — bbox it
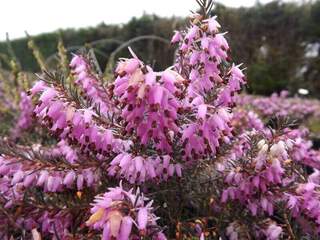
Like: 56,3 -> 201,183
0,204 -> 22,230
283,212 -> 296,240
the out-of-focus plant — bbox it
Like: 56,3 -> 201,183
1,1 -> 320,240
237,91 -> 320,124
2,1 -> 320,96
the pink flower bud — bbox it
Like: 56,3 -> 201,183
39,88 -> 57,104
12,170 -> 24,185
171,31 -> 182,44
124,58 -> 140,74
118,216 -> 133,240
134,157 -> 144,172
77,174 -> 84,190
102,223 -> 111,240
137,207 -> 148,230
23,173 -> 36,187
266,224 -> 282,240
63,171 -> 76,187
37,171 -> 49,186
205,16 -> 221,33
30,81 -> 46,95
0,163 -> 10,175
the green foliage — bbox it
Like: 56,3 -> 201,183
213,1 -> 313,95
0,0 -> 320,96
0,14 -> 183,73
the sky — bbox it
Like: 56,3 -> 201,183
0,0 -> 298,40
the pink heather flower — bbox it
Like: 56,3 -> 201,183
57,140 -> 78,164
155,232 -> 167,240
30,80 -> 46,95
63,170 -> 76,187
308,170 -> 320,184
39,88 -> 57,104
102,223 -> 111,240
270,141 -> 287,159
213,33 -> 229,50
124,58 -> 141,74
108,153 -> 180,183
70,54 -> 112,114
185,25 -> 200,42
248,202 -> 258,216
114,57 -> 181,154
37,170 -> 49,187
200,233 -> 205,240
171,31 -> 182,44
23,173 -> 36,187
236,92 -> 320,122
0,162 -> 10,175
87,184 -> 164,239
13,92 -> 34,135
69,54 -> 82,68
265,224 -> 282,240
77,174 -> 84,190
287,195 -> 298,210
6,3 -> 320,239
197,104 -> 208,120
226,222 -> 239,240
204,16 -> 221,33
11,170 -> 24,185
201,36 -> 210,50
118,216 -> 133,240
137,207 -> 148,231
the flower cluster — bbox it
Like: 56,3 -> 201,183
0,152 -> 99,194
113,57 -> 182,154
1,2 -> 320,240
108,153 -> 182,184
11,91 -> 34,139
87,183 -> 166,239
171,13 -> 247,161
70,54 -> 112,115
31,80 -> 128,158
237,91 -> 320,122
221,137 -> 292,215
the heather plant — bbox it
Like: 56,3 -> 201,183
237,91 -> 320,125
1,1 -> 320,240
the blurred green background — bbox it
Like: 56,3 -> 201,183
0,0 -> 319,96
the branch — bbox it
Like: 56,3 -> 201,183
0,204 -> 22,230
283,212 -> 296,240
196,0 -> 214,18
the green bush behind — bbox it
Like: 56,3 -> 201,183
0,0 -> 319,96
